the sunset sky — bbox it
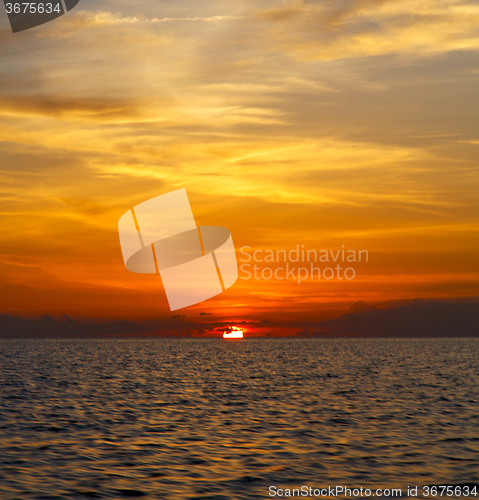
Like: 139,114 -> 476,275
0,0 -> 478,326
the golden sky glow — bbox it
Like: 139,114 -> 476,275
0,0 -> 478,322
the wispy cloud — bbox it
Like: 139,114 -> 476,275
64,11 -> 247,27
258,0 -> 479,59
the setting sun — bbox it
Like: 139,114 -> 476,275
223,327 -> 244,339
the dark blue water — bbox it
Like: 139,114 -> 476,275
0,338 -> 478,499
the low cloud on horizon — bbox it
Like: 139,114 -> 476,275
1,299 -> 478,338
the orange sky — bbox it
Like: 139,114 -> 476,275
0,0 -> 478,323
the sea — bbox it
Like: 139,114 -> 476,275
0,338 -> 478,500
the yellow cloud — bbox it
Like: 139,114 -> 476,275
259,0 -> 479,59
